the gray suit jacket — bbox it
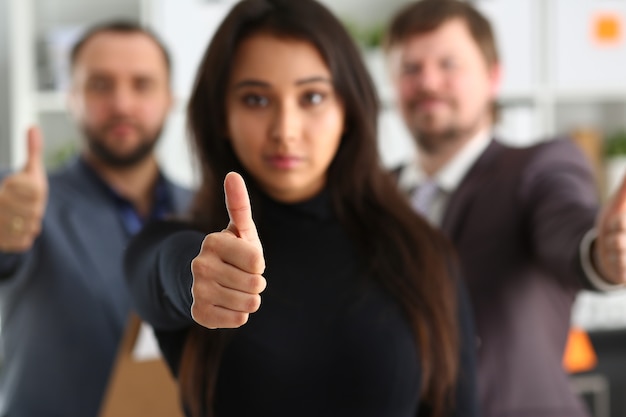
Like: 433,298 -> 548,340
0,158 -> 192,417
441,138 -> 597,417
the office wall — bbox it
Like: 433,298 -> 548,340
0,0 -> 11,168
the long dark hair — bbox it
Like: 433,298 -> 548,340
181,1 -> 459,416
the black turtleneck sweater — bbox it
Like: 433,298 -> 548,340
125,190 -> 478,417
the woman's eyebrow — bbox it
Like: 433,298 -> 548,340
232,76 -> 332,90
295,76 -> 332,85
232,79 -> 271,90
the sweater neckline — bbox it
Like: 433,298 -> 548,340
253,186 -> 334,226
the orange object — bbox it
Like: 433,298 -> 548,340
593,14 -> 622,45
563,327 -> 598,373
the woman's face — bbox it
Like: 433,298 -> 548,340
226,33 -> 345,203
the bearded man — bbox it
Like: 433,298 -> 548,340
0,21 -> 192,417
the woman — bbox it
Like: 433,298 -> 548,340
125,0 -> 478,416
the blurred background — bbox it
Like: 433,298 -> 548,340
0,0 -> 625,415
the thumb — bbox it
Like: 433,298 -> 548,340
224,172 -> 260,245
609,173 -> 626,215
23,126 -> 45,178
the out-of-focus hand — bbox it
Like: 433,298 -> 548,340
190,172 -> 267,329
0,127 -> 48,253
595,175 -> 626,285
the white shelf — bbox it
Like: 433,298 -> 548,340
552,90 -> 626,103
499,91 -> 539,104
36,91 -> 66,113
496,90 -> 626,104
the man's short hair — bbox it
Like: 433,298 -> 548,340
384,0 -> 499,68
70,20 -> 172,78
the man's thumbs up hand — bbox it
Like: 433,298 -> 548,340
24,126 -> 46,182
190,172 -> 266,329
594,175 -> 626,285
0,127 -> 49,253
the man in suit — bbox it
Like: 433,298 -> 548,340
0,21 -> 192,416
384,1 -> 626,417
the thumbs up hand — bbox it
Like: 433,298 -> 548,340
594,175 -> 626,285
190,172 -> 267,329
0,127 -> 49,253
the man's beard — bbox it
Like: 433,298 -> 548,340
406,99 -> 486,156
413,121 -> 465,155
82,121 -> 163,168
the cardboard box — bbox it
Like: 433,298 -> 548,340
569,128 -> 605,197
99,313 -> 185,417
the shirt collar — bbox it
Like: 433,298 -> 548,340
77,157 -> 173,235
434,129 -> 492,193
399,129 -> 492,193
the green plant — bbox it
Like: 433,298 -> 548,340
342,20 -> 385,49
45,140 -> 79,169
604,130 -> 626,158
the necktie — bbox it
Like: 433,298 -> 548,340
411,180 -> 439,222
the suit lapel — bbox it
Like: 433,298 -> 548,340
441,140 -> 504,240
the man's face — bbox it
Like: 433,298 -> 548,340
389,18 -> 500,155
69,31 -> 172,167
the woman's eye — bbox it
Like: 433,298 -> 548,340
243,94 -> 269,107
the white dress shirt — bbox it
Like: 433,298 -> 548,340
400,129 -> 491,226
